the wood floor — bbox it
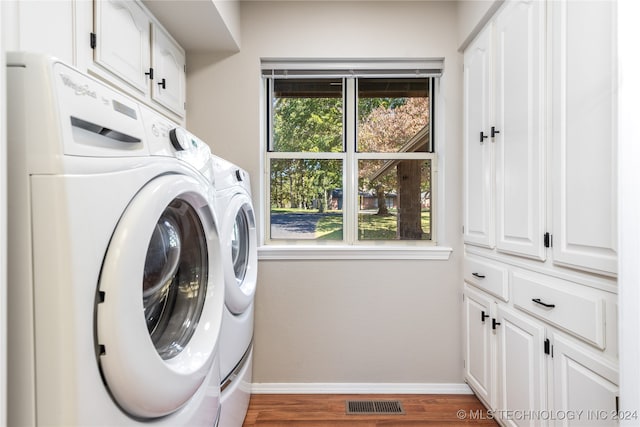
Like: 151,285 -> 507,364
242,394 -> 498,426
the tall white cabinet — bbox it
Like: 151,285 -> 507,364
463,0 -> 545,261
549,0 -> 617,277
463,24 -> 494,249
493,0 -> 546,261
463,0 -> 619,424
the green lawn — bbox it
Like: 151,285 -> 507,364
358,213 -> 398,239
315,213 -> 343,239
358,211 -> 431,240
315,210 -> 431,240
271,208 -> 431,240
271,207 -> 318,214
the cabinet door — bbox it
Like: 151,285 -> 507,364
550,0 -> 617,275
494,0 -> 546,261
496,306 -> 546,427
9,0 -> 75,65
463,285 -> 495,409
463,25 -> 494,249
551,333 -> 618,426
151,24 -> 186,117
94,0 -> 150,94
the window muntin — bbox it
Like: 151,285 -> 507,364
265,71 -> 436,245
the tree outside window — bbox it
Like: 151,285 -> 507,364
266,75 -> 435,243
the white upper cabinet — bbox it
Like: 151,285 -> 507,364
3,0 -> 76,66
463,24 -> 495,249
464,0 -> 618,274
550,0 -> 617,276
94,0 -> 151,94
91,0 -> 186,119
151,25 -> 186,117
463,0 -> 546,261
493,0 -> 546,261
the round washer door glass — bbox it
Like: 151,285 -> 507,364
231,207 -> 250,285
144,198 -> 208,360
221,194 -> 257,315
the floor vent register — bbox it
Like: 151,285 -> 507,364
345,400 -> 405,415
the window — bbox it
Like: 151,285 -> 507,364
263,60 -> 441,247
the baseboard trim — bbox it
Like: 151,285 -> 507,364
251,382 -> 473,395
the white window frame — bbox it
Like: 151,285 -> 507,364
258,59 -> 452,260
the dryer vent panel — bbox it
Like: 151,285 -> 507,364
345,400 -> 405,415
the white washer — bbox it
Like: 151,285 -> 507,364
210,155 -> 258,427
6,53 -> 224,426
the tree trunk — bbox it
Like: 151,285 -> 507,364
397,160 -> 423,239
289,175 -> 297,208
375,184 -> 389,215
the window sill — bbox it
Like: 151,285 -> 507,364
257,245 -> 453,261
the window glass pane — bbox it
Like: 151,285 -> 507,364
358,159 -> 432,240
357,78 -> 430,153
270,159 -> 343,240
272,78 -> 343,152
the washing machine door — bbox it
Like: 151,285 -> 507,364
221,191 -> 257,314
97,173 -> 224,419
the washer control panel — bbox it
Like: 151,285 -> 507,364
170,127 -> 197,151
53,61 -> 147,157
140,105 -> 212,178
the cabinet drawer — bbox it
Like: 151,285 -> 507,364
464,256 -> 509,302
511,271 -> 605,349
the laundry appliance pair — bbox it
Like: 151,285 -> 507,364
6,52 -> 256,427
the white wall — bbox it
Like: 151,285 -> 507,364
456,0 -> 503,49
187,0 -> 464,386
1,1 -> 7,423
213,0 -> 241,48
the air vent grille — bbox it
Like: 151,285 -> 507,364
346,400 -> 405,415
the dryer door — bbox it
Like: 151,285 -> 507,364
97,174 -> 224,419
221,192 -> 257,314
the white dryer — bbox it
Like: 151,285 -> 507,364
210,155 -> 258,427
6,52 -> 224,426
